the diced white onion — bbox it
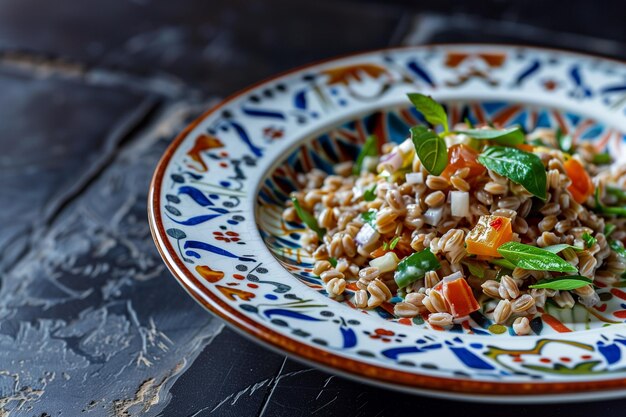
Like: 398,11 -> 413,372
450,191 -> 469,218
444,133 -> 471,147
424,207 -> 443,226
377,152 -> 403,173
369,251 -> 399,273
443,271 -> 464,282
362,156 -> 379,173
398,138 -> 414,154
405,172 -> 424,184
355,223 -> 379,246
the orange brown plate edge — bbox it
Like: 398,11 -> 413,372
147,43 -> 626,397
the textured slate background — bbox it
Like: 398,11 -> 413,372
1,0 -> 625,416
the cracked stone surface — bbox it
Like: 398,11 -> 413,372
0,69 -> 153,272
2,1 -> 626,416
0,0 -> 405,95
0,101 -> 225,416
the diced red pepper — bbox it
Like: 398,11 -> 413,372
442,276 -> 480,318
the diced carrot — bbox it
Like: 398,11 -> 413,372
442,276 -> 480,318
564,158 -> 594,204
441,144 -> 486,182
369,246 -> 388,258
466,215 -> 513,257
516,144 -> 535,152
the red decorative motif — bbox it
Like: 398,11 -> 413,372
213,231 -> 241,243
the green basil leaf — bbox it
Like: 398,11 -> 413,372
542,243 -> 582,253
462,260 -> 485,278
489,258 -> 517,269
291,197 -> 326,240
609,240 -> 626,258
328,257 -> 338,268
456,127 -> 525,146
353,134 -> 378,175
390,236 -> 400,250
410,125 -> 448,176
556,128 -> 573,153
360,210 -> 378,230
595,188 -> 626,217
605,223 -> 617,238
394,249 -> 441,288
582,232 -> 597,248
407,93 -> 449,132
477,146 -> 547,200
363,184 -> 377,202
529,275 -> 593,290
497,241 -> 578,273
592,153 -> 612,165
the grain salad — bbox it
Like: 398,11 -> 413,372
284,93 -> 626,335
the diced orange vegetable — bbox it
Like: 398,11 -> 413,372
466,215 -> 513,257
441,144 -> 486,182
564,158 -> 594,204
516,144 -> 535,152
442,276 -> 480,317
370,246 -> 388,258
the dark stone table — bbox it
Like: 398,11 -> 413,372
1,1 -> 625,415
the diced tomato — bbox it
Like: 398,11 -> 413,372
441,144 -> 486,182
564,158 -> 594,204
466,215 -> 513,257
442,276 -> 480,317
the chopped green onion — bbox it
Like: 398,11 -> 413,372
290,197 -> 325,240
363,184 -> 377,202
592,153 -> 612,164
389,236 -> 400,250
605,223 -> 617,238
353,134 -> 378,175
582,232 -> 597,248
328,257 -> 338,268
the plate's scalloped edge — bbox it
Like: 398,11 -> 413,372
148,43 -> 626,400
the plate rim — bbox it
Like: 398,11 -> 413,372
148,43 -> 626,400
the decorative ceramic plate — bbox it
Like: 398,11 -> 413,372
149,44 -> 626,402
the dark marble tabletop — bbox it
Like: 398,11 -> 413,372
2,1 -> 626,415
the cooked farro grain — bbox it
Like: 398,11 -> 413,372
354,289 -> 368,308
405,292 -> 425,307
287,100 -> 626,329
511,294 -> 535,313
394,302 -> 420,317
481,280 -> 501,299
512,317 -> 531,335
427,312 -> 454,327
498,275 -> 520,300
493,299 -> 512,324
326,277 -> 346,297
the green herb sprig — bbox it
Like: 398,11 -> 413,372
410,125 -> 448,176
529,275 -> 592,290
497,242 -> 577,273
477,146 -> 547,200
